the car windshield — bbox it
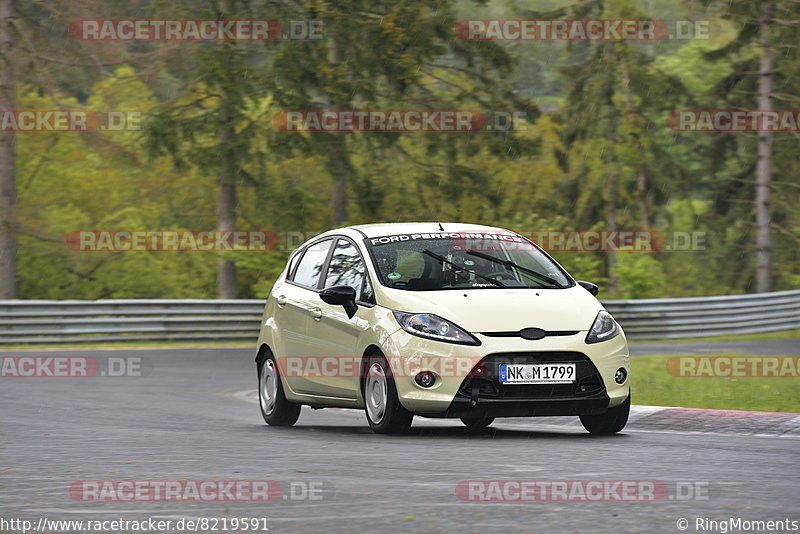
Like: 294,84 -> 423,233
365,232 -> 572,291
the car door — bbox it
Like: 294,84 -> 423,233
271,238 -> 334,395
304,237 -> 374,399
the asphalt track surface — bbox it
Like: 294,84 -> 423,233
1,345 -> 799,534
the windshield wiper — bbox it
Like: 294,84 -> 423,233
421,249 -> 507,288
465,249 -> 565,289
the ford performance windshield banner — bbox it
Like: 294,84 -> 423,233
367,232 -> 526,246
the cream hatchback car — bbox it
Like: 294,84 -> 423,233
255,223 -> 630,434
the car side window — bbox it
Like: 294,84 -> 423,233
291,239 -> 333,289
361,275 -> 375,304
324,239 -> 367,301
285,249 -> 302,280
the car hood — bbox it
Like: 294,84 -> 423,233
376,285 -> 603,332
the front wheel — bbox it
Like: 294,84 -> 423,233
259,355 -> 301,426
579,395 -> 630,435
363,354 -> 413,434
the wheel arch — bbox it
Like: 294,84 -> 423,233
359,344 -> 385,395
255,343 -> 273,371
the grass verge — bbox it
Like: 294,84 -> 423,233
631,353 -> 800,413
634,329 -> 800,344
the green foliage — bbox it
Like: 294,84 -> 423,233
9,0 -> 800,300
614,254 -> 667,299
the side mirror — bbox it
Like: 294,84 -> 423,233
319,285 -> 358,319
577,280 -> 599,296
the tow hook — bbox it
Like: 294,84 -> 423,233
470,381 -> 480,407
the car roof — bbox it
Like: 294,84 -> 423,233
335,222 -> 516,239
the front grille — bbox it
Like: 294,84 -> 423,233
456,352 -> 604,400
481,330 -> 579,338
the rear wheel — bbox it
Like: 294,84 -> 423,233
460,416 -> 495,430
259,355 -> 301,426
363,354 -> 413,434
580,395 -> 630,435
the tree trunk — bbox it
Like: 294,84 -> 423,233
216,0 -> 237,299
328,34 -> 349,226
332,171 -> 348,226
0,0 -> 17,299
606,162 -> 618,295
217,126 -> 238,298
604,44 -> 618,294
619,51 -> 649,229
755,0 -> 773,293
328,135 -> 352,226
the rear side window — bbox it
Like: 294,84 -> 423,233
291,239 -> 333,289
324,239 -> 366,300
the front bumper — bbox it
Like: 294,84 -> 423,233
437,392 -> 610,418
383,328 -> 630,417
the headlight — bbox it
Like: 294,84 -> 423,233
393,312 -> 480,346
585,310 -> 620,344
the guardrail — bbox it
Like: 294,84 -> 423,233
603,289 -> 800,339
0,290 -> 798,345
0,299 -> 265,345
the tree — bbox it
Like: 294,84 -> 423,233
5,0 -> 797,301
546,0 -> 694,294
755,1 -> 774,293
706,0 -> 800,293
265,0 -> 536,226
143,0 -> 272,298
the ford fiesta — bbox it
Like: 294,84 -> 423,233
255,223 -> 630,434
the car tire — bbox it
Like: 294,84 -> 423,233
579,394 -> 630,435
363,354 -> 413,434
259,354 -> 301,427
460,416 -> 495,430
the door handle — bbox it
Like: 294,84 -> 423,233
310,307 -> 323,320
275,295 -> 287,307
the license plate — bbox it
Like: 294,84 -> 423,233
499,363 -> 576,384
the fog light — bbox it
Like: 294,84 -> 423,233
615,368 -> 627,384
415,371 -> 436,388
